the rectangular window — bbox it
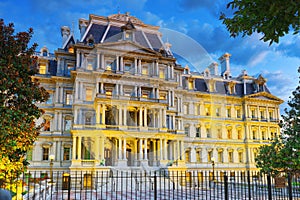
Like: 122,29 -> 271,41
85,116 -> 92,125
238,152 -> 243,163
65,119 -> 72,131
218,151 -> 223,163
217,128 -> 222,139
227,108 -> 231,118
236,109 -> 241,118
237,130 -> 242,139
208,151 -> 212,162
86,88 -> 92,101
183,104 -> 188,114
196,127 -> 201,137
124,63 -> 132,72
260,110 -> 265,119
42,147 -> 49,160
184,126 -> 189,135
39,64 -> 47,74
205,106 -> 210,116
216,107 -> 220,116
63,147 -> 70,160
142,66 -> 148,75
227,129 -> 232,139
65,93 -> 73,105
87,61 -> 93,70
206,128 -> 211,138
251,110 -> 256,118
46,94 -> 53,104
252,130 -> 256,140
188,80 -> 193,90
228,151 -> 233,163
196,150 -> 201,162
159,69 -> 165,79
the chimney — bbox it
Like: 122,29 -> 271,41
218,53 -> 231,76
208,62 -> 218,75
79,19 -> 88,39
61,26 -> 70,46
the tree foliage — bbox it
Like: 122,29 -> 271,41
0,19 -> 48,184
220,0 -> 300,45
255,67 -> 300,175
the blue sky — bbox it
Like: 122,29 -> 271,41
1,0 -> 299,112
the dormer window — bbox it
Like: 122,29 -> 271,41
42,50 -> 48,56
121,20 -> 136,41
86,34 -> 95,46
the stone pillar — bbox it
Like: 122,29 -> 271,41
153,139 -> 157,163
144,138 -> 148,160
100,54 -> 105,69
118,106 -> 122,126
144,108 -> 148,127
181,140 -> 185,160
139,107 -> 143,127
139,139 -> 143,160
101,105 -> 106,124
72,136 -> 77,159
78,136 -> 82,160
123,138 -> 127,160
123,107 -> 127,126
96,104 -> 100,124
116,55 -> 119,72
138,59 -> 142,74
118,139 -> 122,160
97,53 -> 100,70
120,56 -> 124,72
164,139 -> 167,160
134,58 -> 138,74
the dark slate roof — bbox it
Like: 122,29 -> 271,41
135,31 -> 150,49
245,83 -> 255,95
84,24 -> 107,44
104,26 -> 122,42
48,60 -> 57,76
63,36 -> 75,51
144,32 -> 163,51
235,83 -> 244,96
195,79 -> 208,92
215,81 -> 227,94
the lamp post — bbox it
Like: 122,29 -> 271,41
210,157 -> 216,188
49,154 -> 55,184
211,157 -> 215,181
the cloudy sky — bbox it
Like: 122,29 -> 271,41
1,0 -> 299,112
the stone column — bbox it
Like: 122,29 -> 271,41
118,106 -> 122,126
159,139 -> 163,160
123,138 -> 127,160
123,107 -> 127,126
96,104 -> 100,124
97,53 -> 100,70
139,139 -> 143,160
118,139 -> 122,160
100,54 -> 105,69
78,136 -> 82,160
72,136 -> 77,159
101,105 -> 106,124
164,139 -> 167,160
116,55 -> 119,72
144,108 -> 147,127
181,140 -> 185,160
139,107 -> 143,127
120,56 -> 124,72
144,138 -> 148,160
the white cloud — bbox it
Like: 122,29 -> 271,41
247,51 -> 269,67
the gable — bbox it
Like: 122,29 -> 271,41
99,41 -> 160,56
245,92 -> 284,103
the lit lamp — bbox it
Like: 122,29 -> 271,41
49,154 -> 55,184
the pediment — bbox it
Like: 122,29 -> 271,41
246,92 -> 283,103
98,41 -> 160,56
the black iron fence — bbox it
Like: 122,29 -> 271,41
1,170 -> 300,200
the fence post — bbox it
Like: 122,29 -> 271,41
154,172 -> 157,200
287,173 -> 293,200
267,174 -> 272,200
68,175 -> 71,200
247,171 -> 251,200
224,173 -> 229,200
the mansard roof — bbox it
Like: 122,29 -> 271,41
79,13 -> 168,56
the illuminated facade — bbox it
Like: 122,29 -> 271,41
30,13 -> 283,174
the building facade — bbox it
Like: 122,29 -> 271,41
30,13 -> 283,175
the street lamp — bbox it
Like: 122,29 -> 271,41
210,157 -> 216,188
211,157 -> 215,181
49,154 -> 55,184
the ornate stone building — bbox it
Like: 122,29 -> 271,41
30,13 -> 283,175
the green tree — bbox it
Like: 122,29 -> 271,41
220,0 -> 300,45
0,19 -> 48,184
255,67 -> 300,175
